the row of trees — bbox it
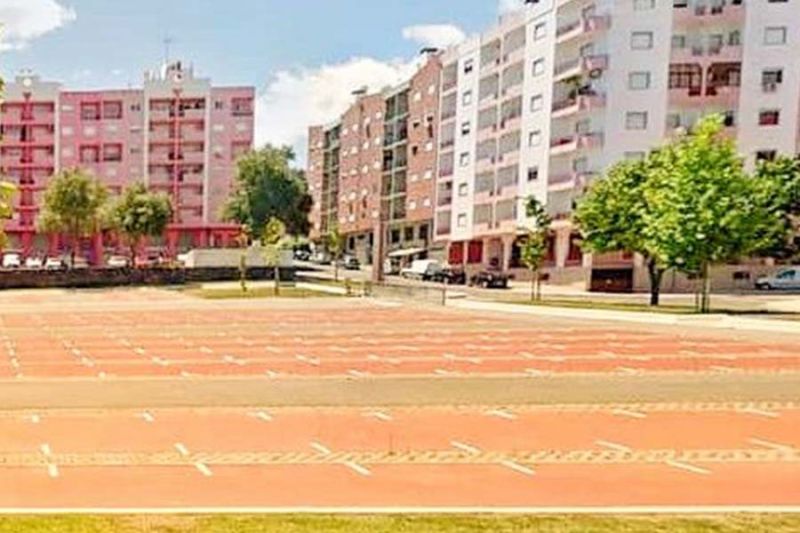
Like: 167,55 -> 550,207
574,115 -> 800,312
37,169 -> 172,267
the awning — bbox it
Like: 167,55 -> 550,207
388,247 -> 426,258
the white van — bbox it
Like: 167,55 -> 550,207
400,259 -> 442,281
2,253 -> 21,269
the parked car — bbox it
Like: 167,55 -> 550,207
756,268 -> 800,290
24,257 -> 43,269
45,257 -> 65,270
401,259 -> 442,281
339,255 -> 360,270
2,253 -> 21,269
293,249 -> 311,262
71,256 -> 90,269
470,269 -> 511,289
107,255 -> 131,268
431,264 -> 467,285
383,258 -> 401,276
313,251 -> 332,265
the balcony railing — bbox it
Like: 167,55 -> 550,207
556,15 -> 611,42
550,132 -> 603,155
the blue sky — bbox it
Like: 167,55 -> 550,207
0,0 -> 522,162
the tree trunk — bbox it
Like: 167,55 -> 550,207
274,264 -> 280,296
130,241 -> 137,269
646,258 -> 665,307
534,269 -> 542,302
239,250 -> 247,293
70,233 -> 77,270
334,256 -> 339,283
530,270 -> 536,302
700,262 -> 712,314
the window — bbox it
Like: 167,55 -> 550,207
528,130 -> 542,147
762,69 -> 783,91
419,224 -> 429,240
625,111 -> 648,130
130,103 -> 141,112
462,91 -> 473,106
102,101 -> 123,120
764,27 -> 787,46
530,94 -> 543,112
214,101 -> 225,110
723,110 -> 736,127
534,23 -> 546,40
666,113 -> 681,129
728,31 -> 741,46
459,152 -> 470,167
628,71 -> 651,90
532,58 -> 545,76
464,59 -> 474,74
671,35 -> 686,49
631,31 -> 654,50
527,166 -> 539,182
759,110 -> 780,126
756,150 -> 777,162
461,122 -> 471,135
634,0 -> 655,10
457,214 -> 467,227
404,227 -> 414,241
458,183 -> 468,196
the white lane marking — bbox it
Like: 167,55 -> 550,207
710,365 -> 735,373
433,369 -> 456,376
737,407 -> 779,419
140,411 -> 155,423
199,347 -> 213,354
343,461 -> 371,476
295,354 -> 321,366
518,351 -> 536,360
365,411 -> 392,422
180,371 -> 191,379
265,370 -> 279,378
30,414 -> 41,424
366,354 -> 381,362
595,440 -> 632,453
616,367 -> 639,375
665,460 -> 711,475
310,441 -> 332,455
252,410 -> 273,422
748,438 -> 795,452
195,463 -> 213,477
97,371 -> 107,379
174,443 -> 189,457
40,443 -> 52,457
451,441 -> 481,455
499,460 -> 535,476
134,347 -> 146,355
47,464 -> 59,478
612,409 -> 647,419
264,346 -> 282,353
347,369 -> 369,378
486,409 -> 516,420
524,368 -> 547,377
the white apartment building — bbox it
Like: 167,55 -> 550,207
434,0 -> 800,291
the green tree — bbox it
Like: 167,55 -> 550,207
109,183 -> 172,266
519,197 -> 551,302
37,169 -> 108,268
223,145 -> 311,237
751,156 -> 800,261
261,217 -> 287,296
644,115 -> 776,313
325,225 -> 343,283
575,156 -> 669,306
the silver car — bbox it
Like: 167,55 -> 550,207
756,268 -> 800,290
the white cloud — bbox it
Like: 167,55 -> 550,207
0,0 -> 76,51
401,24 -> 466,50
498,0 -> 524,14
255,56 -> 420,167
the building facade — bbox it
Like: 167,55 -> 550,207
308,53 -> 441,265
434,0 -> 800,290
0,62 -> 255,263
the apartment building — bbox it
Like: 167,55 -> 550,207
0,62 -> 254,263
434,0 -> 800,290
308,53 -> 441,265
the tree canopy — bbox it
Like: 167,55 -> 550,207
108,183 -> 173,263
37,169 -> 108,266
223,145 -> 311,237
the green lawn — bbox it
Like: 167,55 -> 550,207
503,298 -> 699,314
1,514 -> 798,532
186,286 -> 339,300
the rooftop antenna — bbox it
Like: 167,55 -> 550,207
163,35 -> 174,64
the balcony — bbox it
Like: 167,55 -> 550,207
548,171 -> 597,192
550,132 -> 603,156
671,44 -> 743,63
551,94 -> 606,119
554,54 -> 608,82
556,15 -> 611,44
673,1 -> 745,26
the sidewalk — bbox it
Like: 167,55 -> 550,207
449,298 -> 800,335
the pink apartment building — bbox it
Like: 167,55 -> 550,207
0,62 -> 254,264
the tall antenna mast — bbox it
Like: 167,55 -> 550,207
163,35 -> 174,64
